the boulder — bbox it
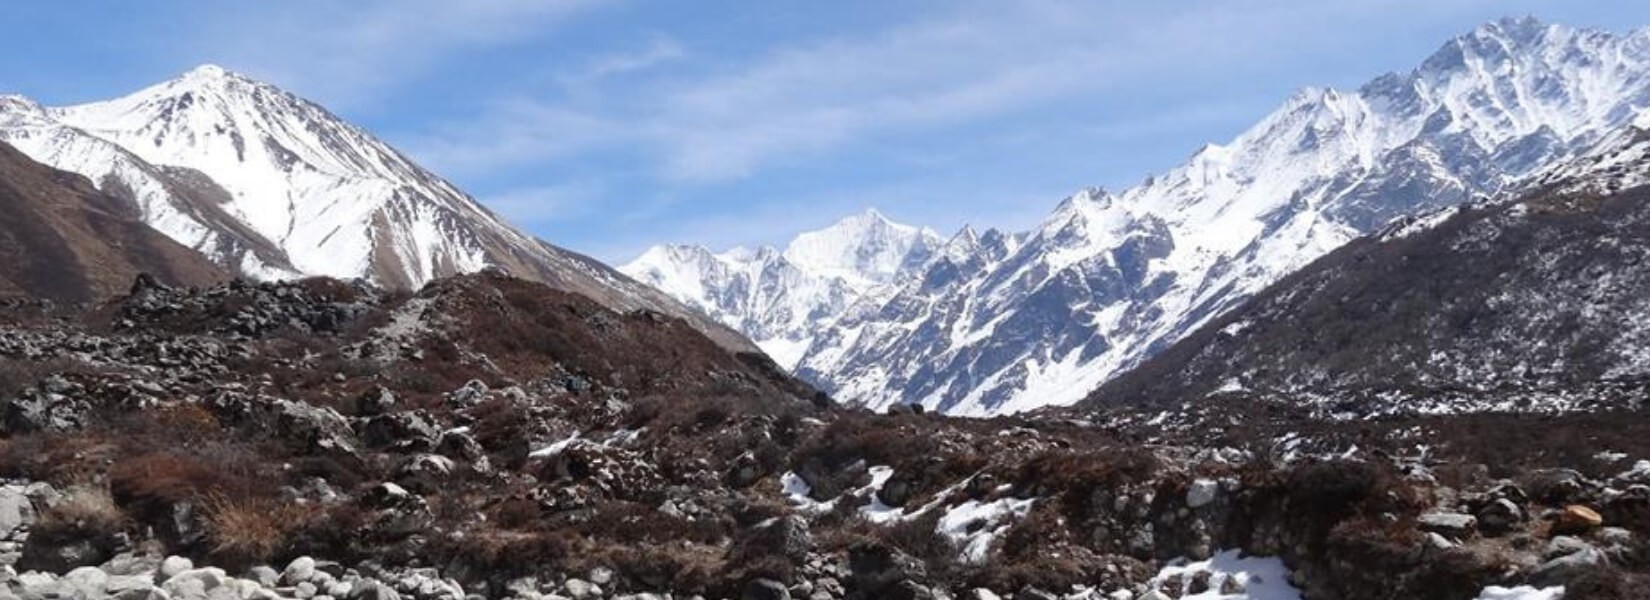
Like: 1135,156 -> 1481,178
1417,512 -> 1476,538
248,565 -> 279,587
158,556 -> 195,582
562,578 -> 598,599
877,478 -> 915,508
356,386 -> 397,417
1186,479 -> 1219,509
283,556 -> 318,586
1544,536 -> 1592,560
360,413 -> 440,451
2,381 -> 92,434
350,581 -> 403,600
1529,546 -> 1606,587
743,578 -> 791,600
17,530 -> 116,574
446,380 -> 488,408
0,485 -> 36,538
1554,505 -> 1603,534
1475,498 -> 1525,536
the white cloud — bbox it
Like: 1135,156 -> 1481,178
556,35 -> 686,90
186,0 -> 615,105
407,0 -> 1510,185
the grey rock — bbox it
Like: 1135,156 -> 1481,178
969,589 -> 1002,600
164,568 -> 229,600
1424,532 -> 1456,551
1012,587 -> 1056,600
159,556 -> 195,582
743,578 -> 790,600
283,557 -> 318,586
1476,497 -> 1525,535
1186,479 -> 1219,509
248,566 -> 280,587
586,567 -> 613,587
1417,512 -> 1476,537
349,580 -> 404,600
1545,536 -> 1593,559
60,566 -> 109,596
357,386 -> 397,416
1530,546 -> 1606,586
100,554 -> 160,577
561,579 -> 597,599
0,486 -> 35,538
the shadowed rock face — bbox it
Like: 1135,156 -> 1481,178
1088,182 -> 1650,415
0,141 -> 226,303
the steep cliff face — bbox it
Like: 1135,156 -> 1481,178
0,141 -> 226,303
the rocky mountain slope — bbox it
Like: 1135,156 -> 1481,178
1087,114 -> 1650,418
622,210 -> 942,368
645,17 -> 1650,415
0,140 -> 225,302
2,271 -> 1646,600
0,65 -> 756,352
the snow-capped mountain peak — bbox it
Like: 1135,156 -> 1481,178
622,209 -> 943,369
0,65 -> 759,353
781,208 -> 943,291
781,18 -> 1650,415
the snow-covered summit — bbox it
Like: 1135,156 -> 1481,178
781,208 -> 943,291
788,17 -> 1650,415
0,65 -> 757,351
622,209 -> 943,368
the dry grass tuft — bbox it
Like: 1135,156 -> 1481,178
36,484 -> 127,536
202,493 -> 313,565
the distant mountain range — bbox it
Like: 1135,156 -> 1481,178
631,17 -> 1650,415
0,65 -> 753,350
621,209 -> 943,368
1090,109 -> 1650,416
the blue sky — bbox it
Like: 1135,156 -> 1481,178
5,1 -> 1650,262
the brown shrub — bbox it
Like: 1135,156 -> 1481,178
601,543 -> 722,594
108,451 -> 266,538
0,434 -> 120,485
579,500 -> 729,545
436,527 -> 580,577
202,494 -> 313,566
34,485 -> 128,537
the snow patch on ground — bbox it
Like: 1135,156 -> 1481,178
779,471 -> 839,515
527,432 -> 582,458
1147,550 -> 1303,600
937,497 -> 1036,563
1475,586 -> 1564,600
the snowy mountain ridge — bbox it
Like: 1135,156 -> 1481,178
632,17 -> 1650,414
621,209 -> 942,368
0,64 -> 759,351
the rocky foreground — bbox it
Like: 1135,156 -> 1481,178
0,274 -> 1646,600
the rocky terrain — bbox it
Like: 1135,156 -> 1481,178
0,272 -> 1642,600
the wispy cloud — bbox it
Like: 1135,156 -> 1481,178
185,0 -> 615,105
408,0 -> 1504,186
555,35 -> 686,91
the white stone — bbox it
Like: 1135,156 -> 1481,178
1186,478 -> 1219,509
